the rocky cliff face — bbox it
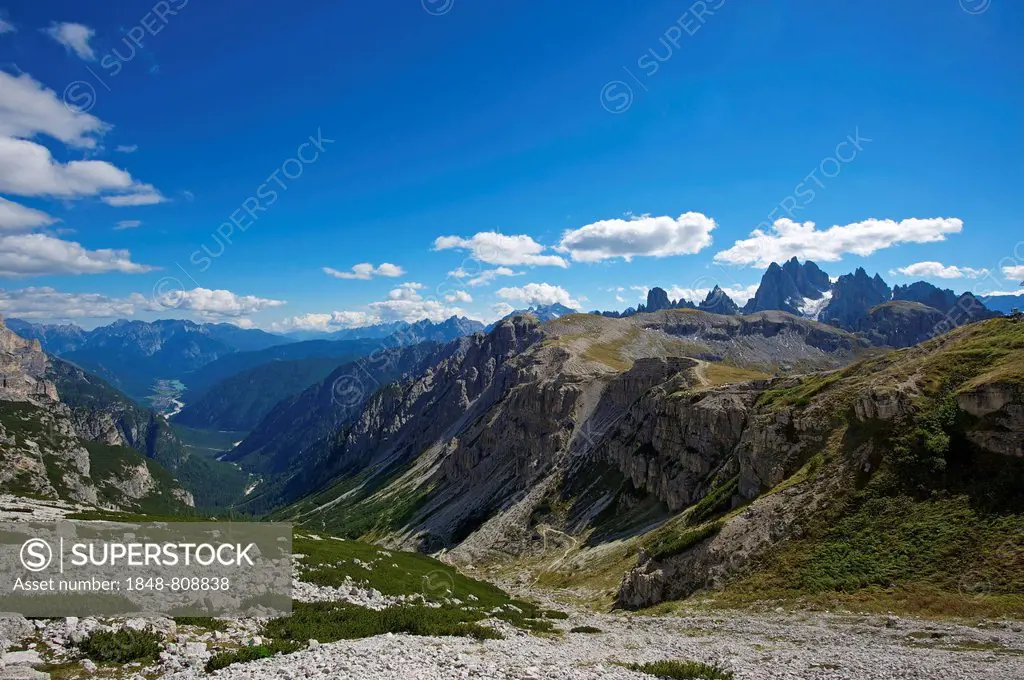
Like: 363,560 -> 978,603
615,317 -> 1024,608
0,314 -> 58,403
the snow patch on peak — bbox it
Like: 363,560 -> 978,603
798,290 -> 833,320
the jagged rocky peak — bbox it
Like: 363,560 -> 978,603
646,287 -> 673,313
819,267 -> 892,329
744,258 -> 832,315
0,314 -> 58,404
697,286 -> 739,315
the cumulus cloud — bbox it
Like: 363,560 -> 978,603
714,217 -> 964,268
434,232 -> 567,268
0,286 -> 282,323
892,261 -> 989,279
449,266 -> 523,287
368,282 -> 466,323
280,281 -> 471,330
114,220 -> 142,230
558,212 -> 716,262
0,17 -> 15,34
496,283 -> 580,309
387,282 -> 425,301
485,302 -> 516,323
0,197 -> 56,231
1003,265 -> 1024,280
444,290 -> 473,303
0,70 -> 107,148
0,233 -> 153,276
0,70 -> 165,207
0,287 -> 146,320
0,136 -> 164,205
115,144 -> 138,153
151,288 -> 286,319
324,262 -> 405,280
44,22 -> 96,61
275,311 -> 379,332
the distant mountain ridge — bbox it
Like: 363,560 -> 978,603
175,315 -> 485,432
594,259 -> 999,348
6,318 -> 292,400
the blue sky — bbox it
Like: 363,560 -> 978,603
0,0 -> 1022,330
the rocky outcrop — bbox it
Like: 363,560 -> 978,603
956,382 -> 1023,458
615,318 -> 1024,609
0,315 -> 58,404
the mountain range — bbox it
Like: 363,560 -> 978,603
595,257 -> 1001,349
1,263 -> 1022,615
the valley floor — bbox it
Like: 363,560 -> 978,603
163,609 -> 1023,680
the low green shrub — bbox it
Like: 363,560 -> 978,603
205,640 -> 301,672
173,617 -> 228,632
570,625 -> 602,634
628,659 -> 733,680
688,477 -> 738,525
77,628 -> 162,664
649,521 -> 723,560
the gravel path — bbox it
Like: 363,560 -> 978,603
165,609 -> 1023,680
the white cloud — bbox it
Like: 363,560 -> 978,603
324,262 -> 406,280
0,197 -> 56,231
45,22 -> 96,61
115,144 -> 138,153
496,283 -> 580,309
558,212 -> 716,262
715,217 -> 964,268
369,282 -> 465,322
0,17 -> 15,34
152,288 -> 286,319
0,233 -> 153,276
449,266 -> 522,287
434,232 -> 567,268
0,136 -> 160,200
114,220 -> 142,230
892,261 -> 989,279
0,286 -> 281,323
1003,265 -> 1024,280
444,290 -> 473,303
274,311 -> 379,332
0,70 -> 107,148
387,282 -> 425,301
486,302 -> 516,323
100,184 -> 167,206
0,287 -> 146,320
274,283 -> 470,331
